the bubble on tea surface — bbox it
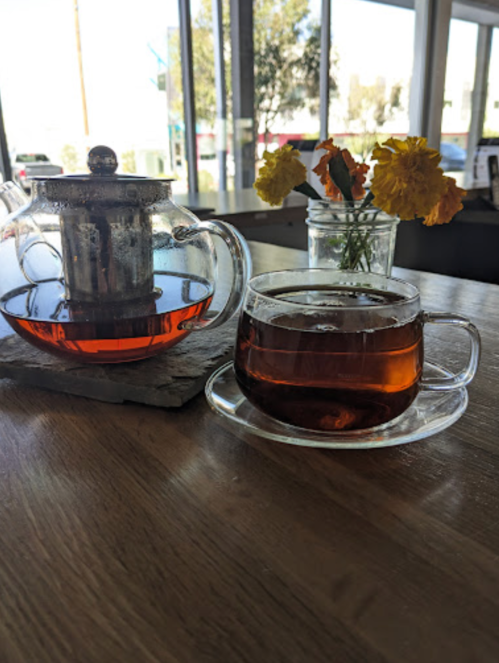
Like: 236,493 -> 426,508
313,323 -> 339,332
361,313 -> 401,331
274,287 -> 354,307
269,311 -> 299,329
268,286 -> 406,333
270,311 -> 341,332
274,286 -> 402,308
306,289 -> 366,307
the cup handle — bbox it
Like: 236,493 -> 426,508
172,219 -> 252,331
420,311 -> 481,391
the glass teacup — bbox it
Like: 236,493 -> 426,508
234,269 -> 480,432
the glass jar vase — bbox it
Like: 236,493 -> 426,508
306,200 -> 399,276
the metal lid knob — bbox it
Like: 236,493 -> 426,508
87,145 -> 118,175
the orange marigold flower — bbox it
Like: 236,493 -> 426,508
313,138 -> 368,200
313,138 -> 342,199
423,177 -> 466,226
342,151 -> 370,199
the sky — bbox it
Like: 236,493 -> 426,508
0,0 -> 493,161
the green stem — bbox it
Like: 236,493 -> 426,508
338,208 -> 377,271
294,181 -> 322,200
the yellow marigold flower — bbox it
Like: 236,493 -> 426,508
254,144 -> 307,206
313,138 -> 368,200
423,177 -> 466,226
371,136 -> 447,220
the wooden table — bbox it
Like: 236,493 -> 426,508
1,241 -> 498,663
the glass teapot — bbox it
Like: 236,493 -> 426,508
0,146 -> 251,363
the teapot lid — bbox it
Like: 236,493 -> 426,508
31,145 -> 174,206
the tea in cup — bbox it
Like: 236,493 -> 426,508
234,269 -> 480,432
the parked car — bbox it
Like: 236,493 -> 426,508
12,153 -> 63,192
439,142 -> 466,172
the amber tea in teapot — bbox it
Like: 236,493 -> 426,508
1,273 -> 213,363
0,147 -> 251,363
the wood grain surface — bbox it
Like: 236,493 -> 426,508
0,241 -> 498,663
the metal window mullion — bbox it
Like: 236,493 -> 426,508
212,0 -> 227,191
319,0 -> 331,142
178,0 -> 198,193
409,0 -> 452,148
0,90 -> 11,183
465,24 -> 493,187
230,0 -> 255,190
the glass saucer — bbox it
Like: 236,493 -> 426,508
205,362 -> 468,449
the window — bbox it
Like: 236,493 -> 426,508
0,0 -> 186,187
0,0 -> 84,173
485,28 -> 499,137
190,0 -> 227,192
253,0 -> 322,157
2,0 -> 499,193
15,154 -> 50,163
441,18 -> 478,169
328,0 -> 414,162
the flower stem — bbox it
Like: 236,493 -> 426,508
294,181 -> 322,199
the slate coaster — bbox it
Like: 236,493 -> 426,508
0,318 -> 238,407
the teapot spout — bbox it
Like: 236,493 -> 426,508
0,181 -> 29,214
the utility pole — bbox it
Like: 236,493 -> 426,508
74,0 -> 90,149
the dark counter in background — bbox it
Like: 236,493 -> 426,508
394,197 -> 499,284
175,188 -> 499,284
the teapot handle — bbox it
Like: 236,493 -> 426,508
0,181 -> 29,213
172,219 -> 252,331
